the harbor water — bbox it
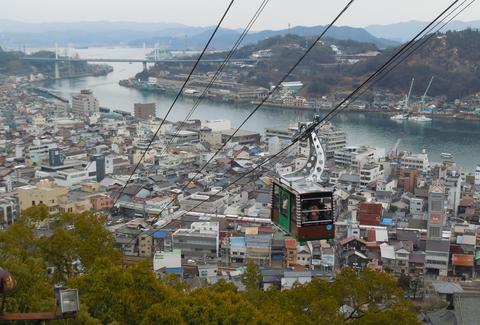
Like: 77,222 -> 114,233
39,47 -> 480,171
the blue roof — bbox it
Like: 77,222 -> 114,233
230,237 -> 246,247
381,218 -> 393,226
153,230 -> 168,239
165,267 -> 182,275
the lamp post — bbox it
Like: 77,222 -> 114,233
0,268 -> 79,321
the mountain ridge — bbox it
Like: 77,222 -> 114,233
0,20 -> 397,49
366,19 -> 480,41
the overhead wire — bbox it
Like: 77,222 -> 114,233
156,0 -> 356,216
170,0 -> 470,219
153,0 -> 270,169
112,0 -> 235,207
321,0 -> 475,124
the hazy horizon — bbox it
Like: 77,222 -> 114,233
1,0 -> 479,30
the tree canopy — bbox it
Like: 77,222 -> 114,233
0,206 -> 419,324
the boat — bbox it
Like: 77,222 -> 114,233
390,114 -> 409,121
410,115 -> 432,122
440,152 -> 453,159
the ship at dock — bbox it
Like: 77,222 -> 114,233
119,78 -> 177,94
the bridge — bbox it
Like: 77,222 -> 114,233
21,56 -> 257,79
21,57 -> 257,64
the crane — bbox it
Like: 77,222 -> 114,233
403,77 -> 415,111
389,137 -> 402,159
420,76 -> 434,110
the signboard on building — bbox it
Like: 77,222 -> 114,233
429,212 -> 442,224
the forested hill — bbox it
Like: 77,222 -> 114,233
199,29 -> 480,100
0,48 -> 111,79
0,47 -> 31,75
351,29 -> 480,100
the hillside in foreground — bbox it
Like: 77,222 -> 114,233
0,206 -> 420,324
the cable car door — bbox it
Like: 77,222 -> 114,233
278,187 -> 292,232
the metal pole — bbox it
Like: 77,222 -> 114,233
1,291 -> 6,315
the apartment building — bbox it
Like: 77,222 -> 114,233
134,103 -> 156,120
401,153 -> 429,172
71,89 -> 99,116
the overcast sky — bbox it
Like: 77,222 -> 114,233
1,0 -> 479,29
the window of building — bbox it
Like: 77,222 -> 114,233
431,200 -> 442,212
428,227 -> 441,238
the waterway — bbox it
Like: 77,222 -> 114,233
39,47 -> 480,171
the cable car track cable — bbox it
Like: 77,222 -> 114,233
112,0 -> 235,207
152,0 -> 270,170
166,0 -> 469,220
156,0 -> 356,216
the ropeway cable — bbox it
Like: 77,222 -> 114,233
169,0 -> 468,219
112,0 -> 235,207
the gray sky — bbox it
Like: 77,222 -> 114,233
1,0 -> 479,29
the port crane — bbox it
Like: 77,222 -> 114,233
420,76 -> 434,111
388,137 -> 402,159
402,77 -> 415,112
271,116 -> 335,242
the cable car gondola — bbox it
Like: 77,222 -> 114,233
271,117 -> 335,242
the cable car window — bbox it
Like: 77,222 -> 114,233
273,185 -> 280,211
301,197 -> 332,224
290,196 -> 297,222
280,191 -> 289,216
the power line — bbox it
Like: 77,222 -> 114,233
154,0 -> 270,168
156,0 -> 355,217
172,0 -> 467,219
322,0 -> 475,120
112,0 -> 235,207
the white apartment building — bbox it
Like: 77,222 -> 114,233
54,161 -> 97,187
28,140 -> 57,165
71,89 -> 99,116
400,153 -> 429,172
475,164 -> 480,186
317,123 -> 347,158
334,146 -> 384,170
409,197 -> 424,215
179,192 -> 226,214
360,164 -> 384,187
202,119 -> 231,132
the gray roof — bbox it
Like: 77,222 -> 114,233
397,230 -> 420,242
427,293 -> 480,325
431,281 -> 464,294
427,309 -> 457,325
339,174 -> 361,183
454,293 -> 480,325
426,239 -> 450,253
409,252 -> 426,264
408,219 -> 428,229
283,271 -> 312,278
